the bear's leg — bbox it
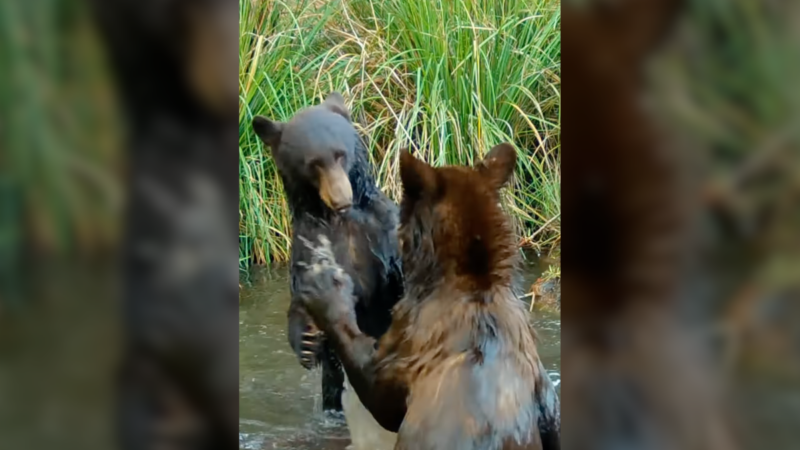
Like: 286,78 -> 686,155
320,340 -> 345,412
308,302 -> 407,431
297,236 -> 407,429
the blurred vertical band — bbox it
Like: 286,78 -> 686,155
86,0 -> 239,449
561,1 -> 721,448
563,0 -> 800,449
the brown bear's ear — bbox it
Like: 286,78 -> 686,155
252,116 -> 283,147
400,150 -> 437,202
322,92 -> 351,122
477,143 -> 517,190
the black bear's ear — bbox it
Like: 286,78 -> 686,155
477,143 -> 517,190
252,116 -> 283,147
322,92 -> 351,122
400,150 -> 437,202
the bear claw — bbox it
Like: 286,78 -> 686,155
298,330 -> 321,369
300,349 -> 317,369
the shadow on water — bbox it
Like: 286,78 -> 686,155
238,261 -> 561,450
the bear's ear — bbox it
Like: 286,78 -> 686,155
477,143 -> 517,190
322,92 -> 351,122
252,116 -> 283,147
400,150 -> 437,202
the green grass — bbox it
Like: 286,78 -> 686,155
0,0 -> 122,260
239,0 -> 562,268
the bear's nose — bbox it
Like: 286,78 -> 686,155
335,203 -> 351,214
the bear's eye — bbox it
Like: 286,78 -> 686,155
306,157 -> 323,170
333,150 -> 346,164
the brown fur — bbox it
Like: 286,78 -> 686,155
296,144 -> 560,450
378,148 -> 533,381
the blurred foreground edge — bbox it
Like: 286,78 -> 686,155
562,1 -> 740,450
87,0 -> 239,449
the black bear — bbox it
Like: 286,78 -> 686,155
251,93 -> 404,412
296,145 -> 561,449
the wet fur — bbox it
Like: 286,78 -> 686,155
297,147 -> 560,449
253,95 -> 403,411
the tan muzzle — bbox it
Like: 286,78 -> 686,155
318,165 -> 353,213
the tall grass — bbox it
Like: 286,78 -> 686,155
0,0 -> 122,259
239,0 -> 562,268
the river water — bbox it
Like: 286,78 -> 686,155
238,262 -> 560,450
0,262 -> 796,449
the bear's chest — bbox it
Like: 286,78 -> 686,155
294,217 -> 382,302
327,222 -> 380,297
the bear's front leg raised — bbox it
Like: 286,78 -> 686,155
297,236 -> 407,432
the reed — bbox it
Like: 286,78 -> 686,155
239,0 -> 562,268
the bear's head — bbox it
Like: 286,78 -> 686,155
398,143 -> 518,291
252,92 -> 360,214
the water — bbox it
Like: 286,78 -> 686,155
238,263 -> 560,450
0,262 -> 796,449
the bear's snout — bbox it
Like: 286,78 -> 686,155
318,164 -> 353,213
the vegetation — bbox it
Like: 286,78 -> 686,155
239,0 -> 562,268
0,0 -> 122,260
8,0 -> 793,293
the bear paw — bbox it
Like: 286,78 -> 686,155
298,326 -> 321,369
297,235 -> 355,327
288,307 -> 322,370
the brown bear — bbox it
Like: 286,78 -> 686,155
296,144 -> 561,449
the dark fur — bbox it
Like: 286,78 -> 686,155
297,145 -> 561,449
89,0 -> 240,448
252,94 -> 403,411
